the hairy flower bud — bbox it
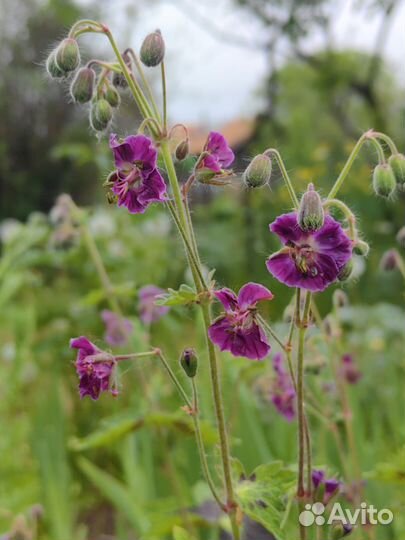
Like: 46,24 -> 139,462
175,139 -> 189,161
180,348 -> 198,378
140,30 -> 165,67
396,226 -> 405,248
330,523 -> 353,539
46,51 -> 66,78
55,38 -> 80,73
105,85 -> 121,108
388,153 -> 405,188
372,163 -> 396,198
90,99 -> 113,131
333,289 -> 349,309
70,67 -> 95,103
337,259 -> 353,282
298,183 -> 324,231
353,239 -> 369,257
243,153 -> 272,188
380,249 -> 399,271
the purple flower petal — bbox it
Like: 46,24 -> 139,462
214,288 -> 239,312
137,168 -> 167,204
270,212 -> 305,245
208,317 -> 270,360
101,310 -> 133,347
237,282 -> 274,311
312,469 -> 325,489
138,285 -> 169,324
110,134 -> 157,171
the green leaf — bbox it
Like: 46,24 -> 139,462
69,412 -> 218,451
235,462 -> 296,540
155,284 -> 197,306
366,445 -> 405,484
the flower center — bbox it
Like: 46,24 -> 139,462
290,244 -> 318,276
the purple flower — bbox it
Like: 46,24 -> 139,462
200,131 -> 234,173
270,353 -> 296,421
138,285 -> 169,325
340,354 -> 362,384
312,469 -> 341,504
266,212 -> 353,292
101,310 -> 133,347
70,336 -> 116,400
108,134 -> 166,214
208,282 -> 273,360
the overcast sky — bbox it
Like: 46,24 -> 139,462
95,0 -> 405,126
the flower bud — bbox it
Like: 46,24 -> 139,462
90,99 -> 113,132
380,249 -> 399,271
140,29 -> 165,67
298,183 -> 324,231
243,154 -> 272,188
337,259 -> 353,282
332,289 -> 349,309
70,67 -> 95,103
353,239 -> 369,257
372,163 -> 396,198
330,523 -> 353,539
388,153 -> 405,187
55,38 -> 80,73
46,51 -> 66,78
175,139 -> 189,161
105,85 -> 121,108
112,71 -> 128,88
180,348 -> 198,378
396,226 -> 405,248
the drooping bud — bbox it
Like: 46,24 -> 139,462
298,183 -> 324,231
112,51 -> 132,89
55,38 -> 80,73
140,29 -> 165,67
90,99 -> 113,132
175,139 -> 189,161
380,249 -> 399,271
70,67 -> 95,103
372,163 -> 396,198
180,348 -> 198,378
353,239 -> 369,257
332,289 -> 349,309
243,154 -> 272,188
105,85 -> 121,108
46,51 -> 66,78
396,226 -> 405,248
388,153 -> 405,188
337,259 -> 353,282
330,523 -> 353,539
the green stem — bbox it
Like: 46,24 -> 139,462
323,199 -> 357,239
68,19 -> 103,37
154,349 -> 192,409
191,378 -> 226,510
161,61 -> 168,132
258,315 -> 287,351
264,148 -> 299,207
115,351 -> 156,361
373,131 -> 398,155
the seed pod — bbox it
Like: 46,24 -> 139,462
175,139 -> 189,161
396,226 -> 405,248
70,67 -> 95,103
180,348 -> 198,378
298,183 -> 324,231
332,289 -> 349,309
380,249 -> 399,271
353,239 -> 369,257
372,163 -> 396,198
243,153 -> 272,188
140,30 -> 165,67
337,259 -> 353,282
46,51 -> 66,78
105,85 -> 121,108
388,153 -> 405,187
90,99 -> 113,132
55,38 -> 80,73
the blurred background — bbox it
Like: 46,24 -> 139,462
1,1 -> 405,539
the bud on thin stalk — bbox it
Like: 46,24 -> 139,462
180,348 -> 198,378
104,85 -> 121,108
372,163 -> 396,198
388,153 -> 405,188
337,259 -> 353,282
380,249 -> 399,271
55,38 -> 80,73
90,99 -> 113,131
298,183 -> 324,231
243,153 -> 272,188
140,29 -> 165,67
175,139 -> 189,161
70,67 -> 95,103
353,239 -> 369,257
46,51 -> 66,79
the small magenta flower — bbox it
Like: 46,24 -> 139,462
266,212 -> 353,292
340,354 -> 362,384
101,310 -> 133,347
208,282 -> 273,360
270,353 -> 296,421
199,131 -> 234,173
108,134 -> 166,214
312,469 -> 341,504
70,337 -> 117,400
138,285 -> 169,325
